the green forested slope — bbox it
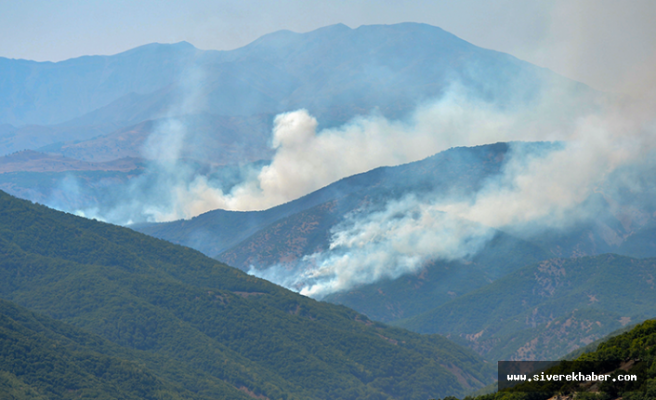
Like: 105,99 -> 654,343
0,190 -> 494,399
396,255 -> 656,362
0,297 -> 254,400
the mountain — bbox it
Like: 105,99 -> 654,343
1,23 -> 589,150
210,23 -> 586,126
1,23 -> 579,127
0,121 -> 123,156
0,150 -> 143,173
135,142 -> 531,259
0,190 -> 495,399
0,42 -> 198,126
38,113 -> 274,164
394,255 -> 656,362
134,139 -> 656,268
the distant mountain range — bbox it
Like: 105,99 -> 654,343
0,150 -> 143,173
0,22 -> 591,170
1,23 -> 585,128
0,41 -> 196,126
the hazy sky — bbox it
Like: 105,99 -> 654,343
2,0 -> 655,93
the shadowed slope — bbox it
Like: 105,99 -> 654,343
395,255 -> 656,362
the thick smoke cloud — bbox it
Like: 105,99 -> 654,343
444,105 -> 656,229
66,68 -> 655,299
217,93 -> 518,211
249,91 -> 656,298
252,196 -> 496,297
71,79 -> 583,223
251,3 -> 656,298
60,20 -> 656,299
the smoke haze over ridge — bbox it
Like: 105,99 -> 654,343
244,83 -> 656,298
43,16 -> 656,298
70,74 -> 591,224
242,6 -> 656,297
249,95 -> 656,297
62,63 -> 656,298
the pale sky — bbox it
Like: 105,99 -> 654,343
1,0 -> 655,93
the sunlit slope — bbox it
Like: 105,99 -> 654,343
395,255 -> 656,362
475,319 -> 656,399
0,190 -> 494,399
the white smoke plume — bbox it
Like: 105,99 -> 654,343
249,93 -> 656,298
252,196 -> 496,298
34,2 -> 656,300
74,79 -> 586,224
443,99 -> 656,229
63,66 -> 656,299
62,59 -> 656,301
202,94 -> 516,212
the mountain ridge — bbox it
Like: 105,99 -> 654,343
1,22 -> 590,130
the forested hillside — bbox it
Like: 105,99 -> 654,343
0,298 -> 251,400
0,190 -> 494,399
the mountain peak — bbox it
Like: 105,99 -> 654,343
170,40 -> 197,50
309,22 -> 352,33
116,40 -> 198,57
